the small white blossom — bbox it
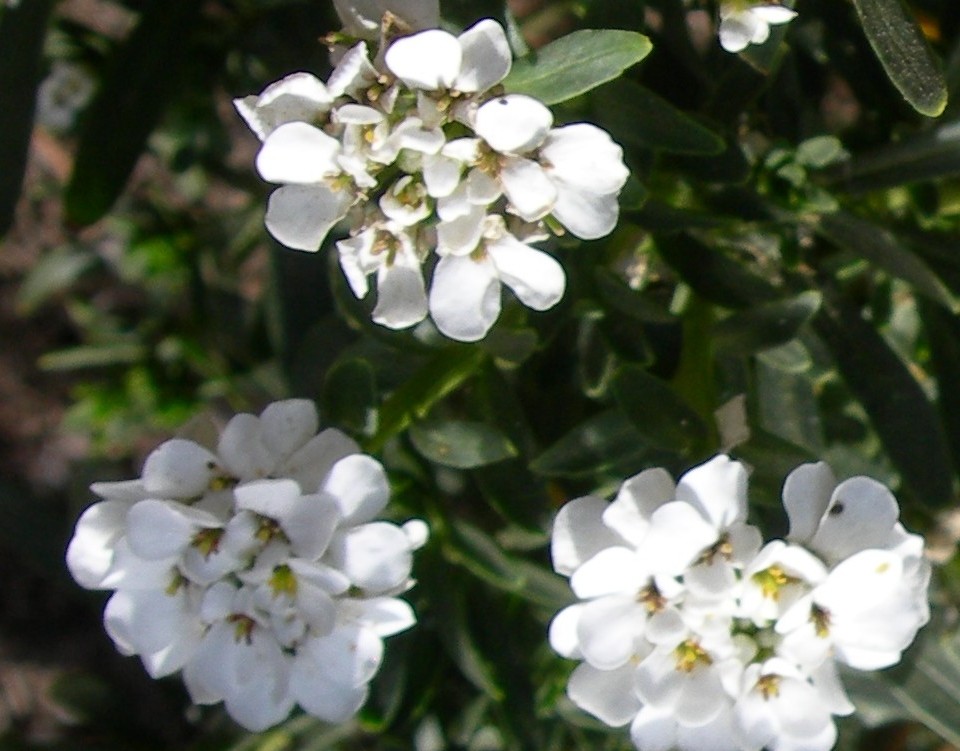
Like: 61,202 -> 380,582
718,3 -> 797,53
66,399 -> 427,732
549,455 -> 930,751
235,17 -> 629,342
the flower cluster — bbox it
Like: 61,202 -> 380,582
66,399 -> 427,732
718,2 -> 797,53
235,18 -> 629,342
549,455 -> 930,751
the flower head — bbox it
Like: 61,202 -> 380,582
548,456 -> 929,751
66,399 -> 427,732
718,2 -> 797,53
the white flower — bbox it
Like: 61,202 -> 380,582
549,456 -> 931,751
718,3 -> 797,53
333,0 -> 439,38
428,212 -> 565,341
384,19 -> 511,95
66,399 -> 428,732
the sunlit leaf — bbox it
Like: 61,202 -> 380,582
714,291 -> 822,355
852,0 -> 947,117
409,419 -> 517,469
503,29 -> 652,104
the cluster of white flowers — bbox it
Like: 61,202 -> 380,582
718,2 -> 797,52
549,455 -> 930,751
66,399 -> 428,732
235,18 -> 629,342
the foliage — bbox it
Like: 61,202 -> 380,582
4,0 -> 960,750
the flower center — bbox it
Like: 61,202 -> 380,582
269,564 -> 298,598
637,583 -> 666,614
811,603 -> 831,638
756,673 -> 781,700
751,565 -> 800,600
227,613 -> 257,644
191,527 -> 224,559
673,639 -> 713,673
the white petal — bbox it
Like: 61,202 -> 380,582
578,595 -> 646,669
541,124 -> 629,195
234,478 -> 302,518
718,13 -> 761,53
548,604 -> 584,659
385,29 -> 461,90
428,253 -> 501,342
259,399 -> 318,460
676,454 -> 748,531
551,495 -> 625,575
373,253 -> 429,329
752,6 -> 798,24
808,476 -> 899,562
66,500 -> 129,589
256,122 -> 341,184
103,588 -> 191,655
330,522 -> 413,592
126,499 -> 219,560
264,183 -> 351,252
631,705 -> 677,751
89,479 -> 149,502
282,493 -> 341,559
302,624 -> 383,688
402,519 -> 429,550
466,168 -> 501,204
437,207 -> 486,255
602,468 -> 677,545
551,185 -> 620,240
474,95 -> 553,154
500,157 -> 557,221
782,462 -> 836,544
323,454 -> 389,525
567,662 -> 641,727
333,0 -> 439,36
291,657 -> 367,722
327,41 -> 377,97
455,19 -> 511,92
281,428 -> 361,493
423,153 -> 464,198
643,501 -> 718,576
217,413 -> 272,480
487,234 -> 565,311
571,547 -> 648,599
142,439 -> 217,498
356,596 -> 417,637
335,103 -> 383,125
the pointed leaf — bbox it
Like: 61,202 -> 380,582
852,0 -> 947,117
409,419 -> 517,469
592,79 -> 724,156
714,291 -> 822,355
611,365 -> 709,454
503,29 -> 652,105
814,297 -> 954,508
816,212 -> 959,312
65,0 -> 203,225
0,0 -> 56,236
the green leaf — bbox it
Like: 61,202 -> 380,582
918,302 -> 960,474
322,358 -> 377,436
592,78 -> 724,155
655,232 -> 779,309
814,296 -> 954,508
0,0 -> 56,236
842,615 -> 960,747
39,343 -> 147,371
825,119 -> 960,192
367,347 -> 486,452
16,246 -> 97,314
502,29 -> 652,105
409,419 -> 517,469
611,365 -> 709,454
714,291 -> 822,355
64,0 -> 203,225
816,212 -> 959,312
530,409 -> 653,479
851,0 -> 947,117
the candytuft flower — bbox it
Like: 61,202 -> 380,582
718,2 -> 797,53
234,16 -> 629,342
66,399 -> 428,732
548,455 -> 930,751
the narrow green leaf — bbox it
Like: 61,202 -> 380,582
502,29 -> 652,105
322,358 -> 377,436
816,212 -> 959,312
65,0 -> 203,225
0,0 -> 56,236
851,0 -> 947,117
918,302 -> 960,474
16,247 -> 97,314
825,119 -> 960,192
530,409 -> 652,479
655,232 -> 779,309
409,419 -> 517,469
39,343 -> 147,371
367,347 -> 486,452
814,296 -> 954,508
592,79 -> 724,156
714,291 -> 822,355
611,365 -> 709,454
